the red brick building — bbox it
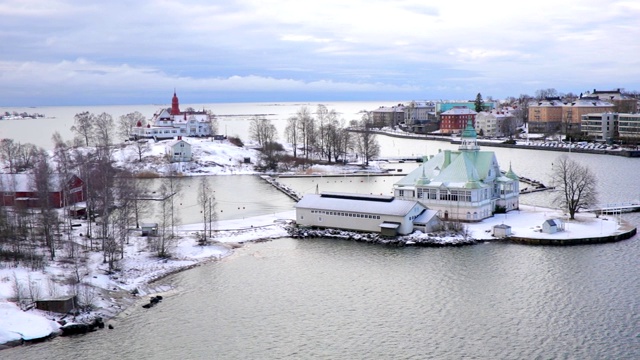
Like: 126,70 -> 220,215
439,107 -> 477,134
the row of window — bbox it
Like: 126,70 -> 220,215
416,188 -> 473,202
310,210 -> 381,219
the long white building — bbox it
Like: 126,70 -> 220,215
295,192 -> 440,236
130,91 -> 214,140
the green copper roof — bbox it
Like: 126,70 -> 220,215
394,149 -> 498,189
505,163 -> 519,180
461,118 -> 477,139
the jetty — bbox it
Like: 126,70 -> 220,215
516,175 -> 555,194
259,175 -> 301,202
585,202 -> 640,215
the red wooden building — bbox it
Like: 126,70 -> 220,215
0,173 -> 85,208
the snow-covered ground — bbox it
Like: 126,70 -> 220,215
112,137 -> 262,175
0,137 -> 634,349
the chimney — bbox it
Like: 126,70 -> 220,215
443,150 -> 451,168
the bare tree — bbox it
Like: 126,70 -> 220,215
197,176 -> 217,244
535,88 -> 558,100
355,114 -> 380,167
93,155 -> 117,263
94,112 -> 115,160
0,139 -> 20,173
118,111 -> 146,141
316,105 -> 329,160
32,148 -> 57,259
500,117 -> 517,139
130,139 -> 150,162
155,177 -> 180,257
52,132 -> 76,251
316,105 -> 341,162
285,116 -> 299,158
249,116 -> 278,150
334,125 -> 352,163
205,110 -> 219,135
71,111 -> 95,147
297,107 -> 316,161
551,156 -> 598,220
15,143 -> 39,172
1,141 -> 41,173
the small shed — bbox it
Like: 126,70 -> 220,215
380,222 -> 401,237
493,224 -> 512,238
35,296 -> 77,314
140,223 -> 158,236
413,209 -> 442,233
542,219 -> 564,234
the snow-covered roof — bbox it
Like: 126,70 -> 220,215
394,150 -> 497,189
441,107 -> 477,115
413,209 -> 439,225
0,173 -> 71,192
544,219 -> 563,226
166,139 -> 191,147
565,99 -> 614,107
295,192 -> 421,217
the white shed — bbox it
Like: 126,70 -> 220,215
542,219 -> 564,234
492,224 -> 512,238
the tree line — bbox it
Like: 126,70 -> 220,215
249,104 -> 381,170
0,110 -> 202,289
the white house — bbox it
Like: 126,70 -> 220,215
475,110 -> 517,137
165,138 -> 192,162
393,119 -> 520,221
295,192 -> 432,236
130,91 -> 214,140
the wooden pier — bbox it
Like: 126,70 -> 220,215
260,175 -> 301,202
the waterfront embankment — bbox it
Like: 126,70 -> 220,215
352,128 -> 640,157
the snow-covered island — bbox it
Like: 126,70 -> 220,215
0,136 -> 635,350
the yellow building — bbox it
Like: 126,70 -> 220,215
528,98 -> 564,133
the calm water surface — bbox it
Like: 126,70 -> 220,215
4,235 -> 639,359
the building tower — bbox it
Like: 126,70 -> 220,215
459,118 -> 479,151
171,90 -> 180,115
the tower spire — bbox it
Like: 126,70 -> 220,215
459,118 -> 479,151
171,90 -> 180,115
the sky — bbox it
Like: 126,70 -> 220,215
1,0 -> 640,106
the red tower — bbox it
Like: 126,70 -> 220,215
170,90 -> 180,115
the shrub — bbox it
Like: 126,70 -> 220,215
228,136 -> 244,147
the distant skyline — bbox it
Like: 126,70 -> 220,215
1,0 -> 639,106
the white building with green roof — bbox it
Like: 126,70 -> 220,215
393,119 -> 519,221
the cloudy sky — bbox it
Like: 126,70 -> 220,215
2,0 -> 639,106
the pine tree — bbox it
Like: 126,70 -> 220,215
474,93 -> 484,112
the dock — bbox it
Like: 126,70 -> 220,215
585,202 -> 640,214
259,175 -> 301,202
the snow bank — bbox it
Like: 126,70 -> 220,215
0,302 -> 59,345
